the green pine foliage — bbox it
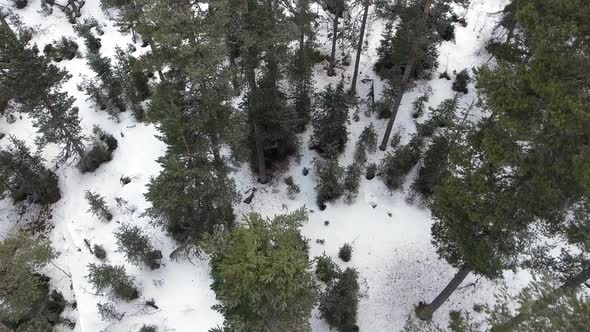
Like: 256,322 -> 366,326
319,268 -> 360,332
139,325 -> 157,332
114,223 -> 161,269
411,94 -> 428,119
43,37 -> 78,62
0,137 -> 61,204
205,210 -> 317,331
85,190 -> 113,221
285,176 -> 301,199
315,158 -> 344,209
338,243 -> 353,262
97,302 -> 124,321
0,232 -> 54,328
411,135 -> 452,202
380,137 -> 422,190
84,54 -> 126,115
452,69 -> 470,94
93,244 -> 107,260
315,254 -> 341,284
74,18 -> 103,54
79,126 -> 117,173
343,163 -> 362,203
374,0 -> 451,82
353,124 -> 377,164
0,16 -> 86,164
311,82 -> 351,156
365,162 -> 377,180
86,263 -> 139,301
113,48 -> 150,121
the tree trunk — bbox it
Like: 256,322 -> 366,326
349,0 -> 370,96
493,265 -> 590,332
379,0 -> 432,150
379,62 -> 413,150
328,13 -> 339,76
415,267 -> 470,320
241,0 -> 267,184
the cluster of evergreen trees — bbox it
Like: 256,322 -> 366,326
1,0 -> 589,330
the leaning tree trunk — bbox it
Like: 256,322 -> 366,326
493,265 -> 590,332
415,267 -> 470,320
379,62 -> 413,150
328,12 -> 339,76
379,0 -> 432,150
349,0 -> 370,96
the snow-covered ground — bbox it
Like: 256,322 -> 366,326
0,0 -> 532,331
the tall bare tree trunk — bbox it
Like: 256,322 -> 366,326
415,267 -> 470,320
379,62 -> 413,150
328,13 -> 339,76
379,0 -> 432,150
349,0 -> 370,96
493,265 -> 590,331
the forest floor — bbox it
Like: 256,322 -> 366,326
0,0 -> 532,331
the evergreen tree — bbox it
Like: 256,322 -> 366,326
205,210 -> 317,331
0,16 -> 86,164
0,137 -> 61,204
86,263 -> 139,301
114,223 -> 161,269
343,162 -> 362,203
113,47 -> 150,121
100,0 -> 144,42
315,157 -> 344,209
319,268 -> 360,332
353,123 -> 377,164
145,81 -> 237,250
323,0 -> 346,76
411,135 -> 451,202
380,136 -> 422,190
311,82 -> 351,156
0,232 -> 54,329
83,53 -> 126,115
375,0 -> 454,150
73,18 -> 103,54
85,190 -> 113,221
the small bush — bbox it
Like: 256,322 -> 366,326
353,124 -> 377,164
93,244 -> 107,260
343,163 -> 362,203
319,268 -> 360,332
285,176 -> 301,199
412,94 -> 428,119
12,0 -> 28,9
97,302 -> 124,321
85,190 -> 113,221
45,37 -> 79,61
389,131 -> 402,149
315,158 -> 344,209
79,127 -> 118,173
452,69 -> 470,94
139,325 -> 157,332
374,100 -> 391,119
338,243 -> 353,262
365,163 -> 377,180
86,263 -> 138,301
315,254 -> 341,284
114,223 -> 161,269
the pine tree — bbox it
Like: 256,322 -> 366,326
0,16 -> 86,164
319,268 -> 360,332
376,0 -> 454,150
85,190 -> 113,221
113,47 -> 150,121
114,223 -> 161,269
205,210 -> 317,331
0,232 -> 53,328
380,136 -> 422,190
0,137 -> 61,204
311,82 -> 351,157
86,264 -> 139,301
315,158 -> 344,209
100,0 -> 144,42
287,0 -> 317,131
323,0 -> 346,76
411,135 -> 451,202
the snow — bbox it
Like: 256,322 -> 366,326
0,0 -> 533,331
